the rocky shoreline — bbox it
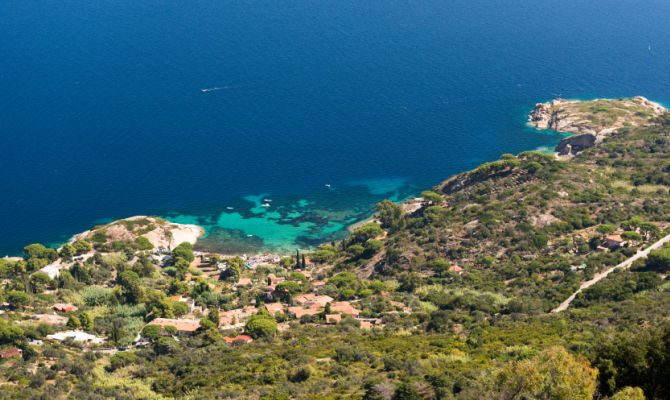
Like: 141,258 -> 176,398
529,96 -> 666,156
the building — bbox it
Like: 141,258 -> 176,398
53,303 -> 78,313
148,318 -> 201,336
293,294 -> 334,308
46,331 -> 105,344
0,349 -> 22,358
39,264 -> 61,280
169,295 -> 196,312
604,232 -> 626,249
311,281 -> 326,292
223,335 -> 253,344
448,265 -> 464,275
265,303 -> 285,315
288,305 -> 322,318
330,301 -> 360,317
325,314 -> 341,324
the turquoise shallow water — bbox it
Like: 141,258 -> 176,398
162,177 -> 421,254
2,0 -> 670,255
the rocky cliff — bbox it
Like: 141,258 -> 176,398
529,96 -> 666,156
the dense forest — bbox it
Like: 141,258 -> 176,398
1,104 -> 670,399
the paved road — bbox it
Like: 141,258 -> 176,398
552,233 -> 670,313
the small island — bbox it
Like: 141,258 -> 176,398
529,96 -> 666,155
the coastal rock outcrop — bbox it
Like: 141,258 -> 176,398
70,216 -> 204,249
529,96 -> 667,156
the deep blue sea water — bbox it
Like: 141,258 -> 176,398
2,0 -> 669,255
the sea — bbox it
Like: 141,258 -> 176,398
1,0 -> 669,256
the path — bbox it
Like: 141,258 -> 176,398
551,232 -> 670,313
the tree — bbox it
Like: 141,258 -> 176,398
302,254 -> 306,269
73,240 -> 92,255
58,270 -> 76,290
59,243 -> 76,260
173,302 -> 189,317
6,291 -> 30,309
207,307 -> 220,327
645,247 -> 670,272
141,324 -> 161,341
116,270 -> 144,304
353,223 -> 384,243
275,281 -> 303,302
597,224 -> 617,234
66,315 -> 81,330
146,290 -> 174,319
621,231 -> 643,244
245,311 -> 277,339
610,387 -> 645,400
296,250 -> 300,268
134,236 -> 154,250
172,242 -> 194,262
29,272 -> 51,293
398,272 -> 421,293
392,380 -> 420,400
496,346 -> 597,400
421,191 -> 444,204
23,243 -> 50,260
376,200 -> 406,233
154,336 -> 179,355
80,312 -> 94,331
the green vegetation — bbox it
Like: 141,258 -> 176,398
0,105 -> 669,399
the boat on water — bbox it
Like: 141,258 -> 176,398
263,198 -> 272,202
325,184 -> 331,187
262,203 -> 271,207
226,206 -> 234,210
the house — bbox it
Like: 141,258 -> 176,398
265,303 -> 285,315
293,294 -> 334,308
148,318 -> 201,336
169,295 -> 196,312
330,301 -> 360,317
46,331 -> 105,344
39,264 -> 61,280
0,349 -> 22,358
304,258 -> 315,268
604,232 -> 626,249
219,306 -> 258,326
288,305 -> 322,318
311,281 -> 326,292
223,335 -> 253,344
325,314 -> 341,324
596,246 -> 609,253
448,265 -> 464,275
53,303 -> 78,313
359,321 -> 372,329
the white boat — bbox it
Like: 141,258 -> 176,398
263,198 -> 272,202
226,206 -> 234,210
325,184 -> 331,187
262,203 -> 271,207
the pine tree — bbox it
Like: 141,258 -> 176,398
302,254 -> 306,268
296,250 -> 300,268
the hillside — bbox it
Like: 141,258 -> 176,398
1,101 -> 670,399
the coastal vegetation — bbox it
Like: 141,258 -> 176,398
0,99 -> 669,399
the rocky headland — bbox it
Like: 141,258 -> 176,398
529,96 -> 666,156
71,215 -> 204,249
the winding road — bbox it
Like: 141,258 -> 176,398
551,232 -> 670,313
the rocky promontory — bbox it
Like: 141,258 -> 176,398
529,96 -> 666,156
71,216 -> 204,249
